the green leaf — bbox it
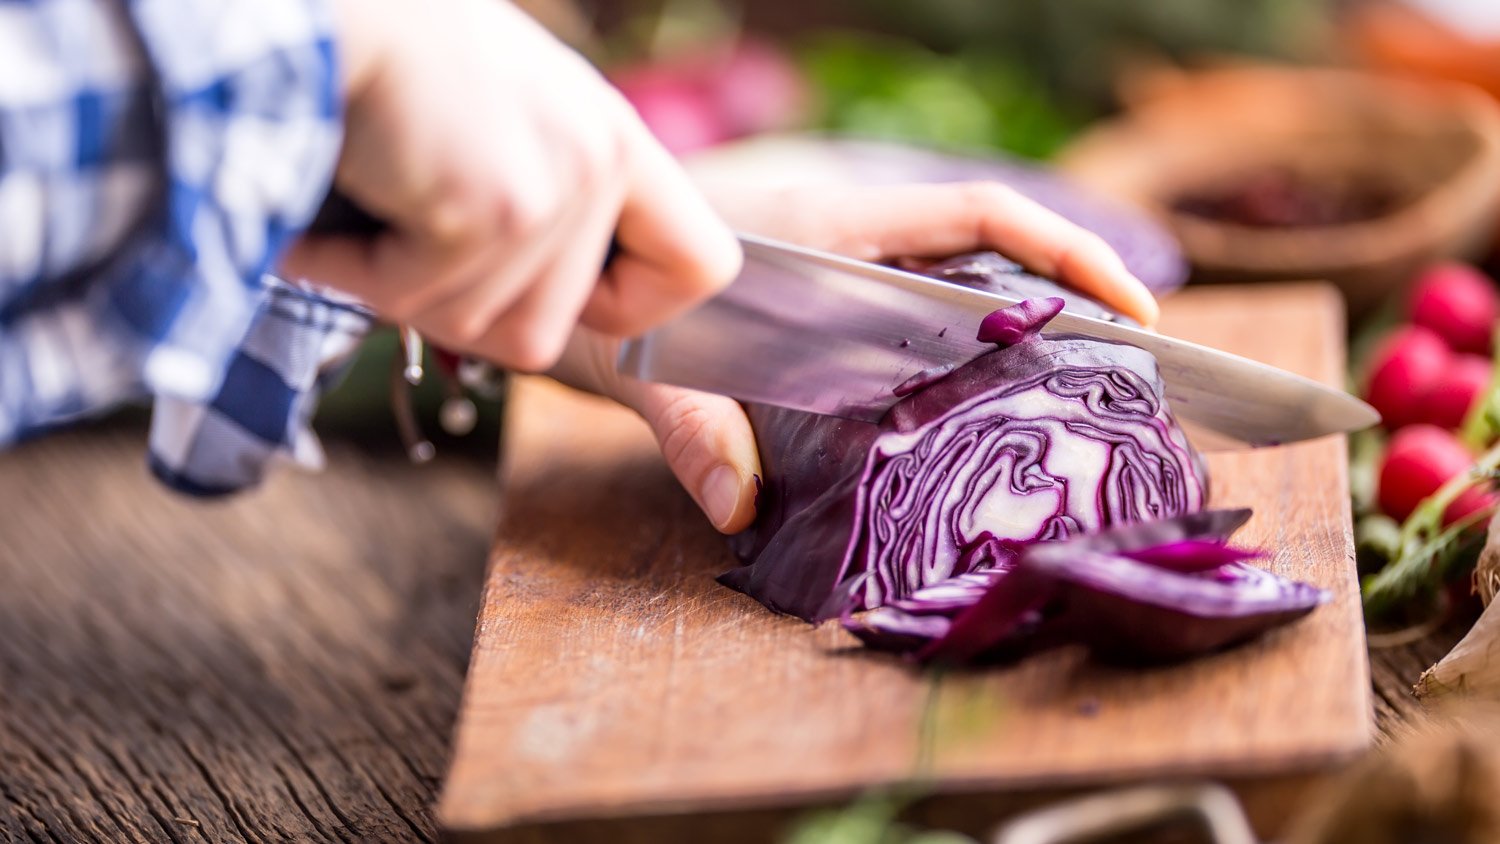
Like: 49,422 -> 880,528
1362,509 -> 1488,618
797,34 -> 1084,160
1348,428 -> 1387,517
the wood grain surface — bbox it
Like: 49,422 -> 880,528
439,282 -> 1373,841
0,424 -> 497,843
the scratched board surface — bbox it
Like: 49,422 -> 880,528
439,283 -> 1372,841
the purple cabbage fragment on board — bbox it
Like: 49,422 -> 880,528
845,509 -> 1329,665
842,571 -> 1001,652
722,258 -> 1205,621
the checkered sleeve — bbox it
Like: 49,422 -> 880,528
148,278 -> 371,495
0,0 -> 369,495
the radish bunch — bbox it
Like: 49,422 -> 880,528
1364,263 -> 1500,524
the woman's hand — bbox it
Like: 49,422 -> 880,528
552,182 -> 1160,534
281,0 -> 741,372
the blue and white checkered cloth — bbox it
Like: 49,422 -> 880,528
0,0 -> 372,495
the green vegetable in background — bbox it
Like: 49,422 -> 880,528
781,795 -> 975,844
857,0 -> 1332,106
799,34 -> 1084,160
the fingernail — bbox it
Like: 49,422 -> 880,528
701,464 -> 741,529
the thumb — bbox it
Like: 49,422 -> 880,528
615,380 -> 761,534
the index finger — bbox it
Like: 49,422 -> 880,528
790,182 -> 1161,328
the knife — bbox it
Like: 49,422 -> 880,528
617,234 -> 1380,446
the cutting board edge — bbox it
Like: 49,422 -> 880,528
439,732 -> 1371,834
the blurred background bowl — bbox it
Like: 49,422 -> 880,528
1059,65 -> 1500,313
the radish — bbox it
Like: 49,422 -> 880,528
710,40 -> 808,138
1364,324 -> 1452,430
1420,353 -> 1493,429
1378,424 -> 1493,524
1447,483 -> 1497,526
1409,262 -> 1500,355
610,67 -> 726,156
609,39 -> 806,157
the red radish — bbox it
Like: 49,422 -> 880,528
1420,353 -> 1492,429
432,346 -> 462,377
1447,484 -> 1497,526
610,67 -> 726,155
1364,324 -> 1452,429
1409,262 -> 1500,355
710,40 -> 808,137
1378,424 -> 1493,523
610,38 -> 808,157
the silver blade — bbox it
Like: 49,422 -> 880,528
617,234 -> 1380,446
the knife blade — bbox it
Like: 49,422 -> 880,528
617,234 -> 1380,446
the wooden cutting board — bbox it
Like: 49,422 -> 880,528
439,283 -> 1372,842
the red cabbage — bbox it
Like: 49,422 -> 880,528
720,255 -> 1328,665
845,509 -> 1329,664
723,257 -> 1206,621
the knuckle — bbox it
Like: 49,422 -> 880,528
497,190 -> 558,235
374,292 -> 420,323
446,310 -> 493,346
1081,231 -> 1116,257
502,345 -> 553,374
571,133 -> 613,191
678,238 -> 742,300
652,392 -> 714,469
501,325 -> 569,373
427,176 -> 561,243
1062,231 -> 1116,267
425,194 -> 483,246
959,180 -> 1015,209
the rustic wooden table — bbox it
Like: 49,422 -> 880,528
0,418 -> 496,843
0,414 -> 1457,843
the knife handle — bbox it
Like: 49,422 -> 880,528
306,189 -> 621,265
308,189 -> 387,237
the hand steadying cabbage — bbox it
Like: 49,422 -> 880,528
721,254 -> 1326,664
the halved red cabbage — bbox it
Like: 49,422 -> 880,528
722,258 -> 1206,621
844,509 -> 1329,664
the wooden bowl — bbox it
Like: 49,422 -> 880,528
1059,65 -> 1500,313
